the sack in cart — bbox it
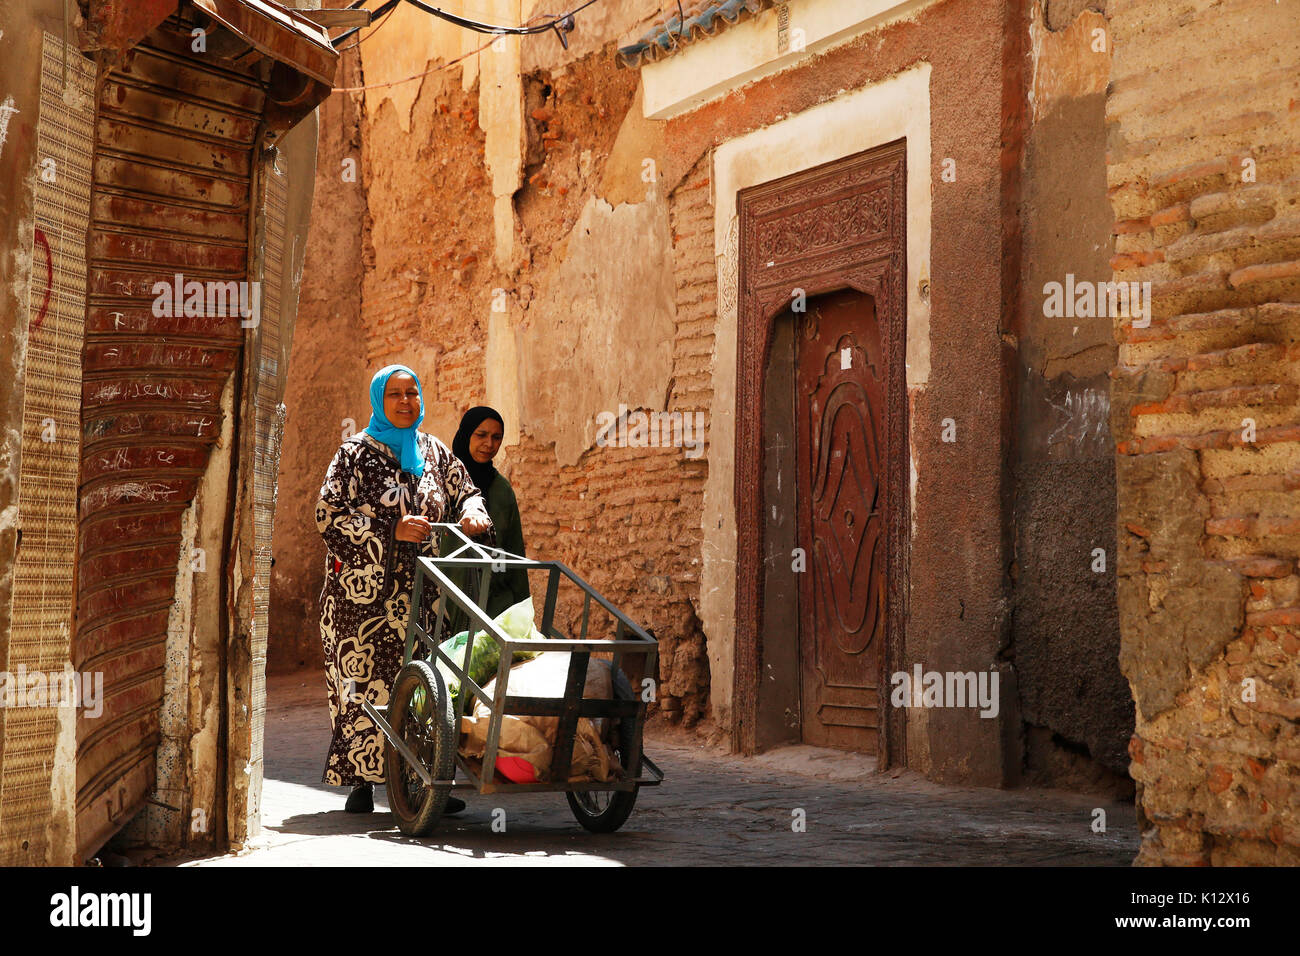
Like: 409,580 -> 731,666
459,655 -> 618,784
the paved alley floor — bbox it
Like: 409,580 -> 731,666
184,672 -> 1139,867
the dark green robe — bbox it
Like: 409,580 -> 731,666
439,471 -> 531,626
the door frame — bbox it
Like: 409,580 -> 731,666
733,140 -> 909,766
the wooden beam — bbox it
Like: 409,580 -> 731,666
297,9 -> 372,29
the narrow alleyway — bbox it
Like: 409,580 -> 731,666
184,674 -> 1139,867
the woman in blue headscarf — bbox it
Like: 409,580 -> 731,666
315,365 -> 491,814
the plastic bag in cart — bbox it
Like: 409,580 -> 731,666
436,596 -> 543,709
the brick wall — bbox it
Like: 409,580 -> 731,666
332,46 -> 715,724
1107,0 -> 1300,865
360,72 -> 493,377
502,153 -> 715,725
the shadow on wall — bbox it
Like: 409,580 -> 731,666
268,48 -> 369,674
1013,75 -> 1134,794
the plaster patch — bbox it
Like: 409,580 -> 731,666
1028,2 -> 1108,123
639,0 -> 941,120
518,193 -> 677,466
598,81 -> 672,206
187,372 -> 237,846
478,3 -> 523,269
486,305 -> 521,447
49,687 -> 77,862
360,5 -> 464,134
1116,448 -> 1244,720
146,504 -> 197,845
0,96 -> 18,160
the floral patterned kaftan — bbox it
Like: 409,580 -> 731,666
316,430 -> 490,786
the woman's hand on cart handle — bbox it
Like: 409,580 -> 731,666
395,514 -> 434,542
459,512 -> 492,536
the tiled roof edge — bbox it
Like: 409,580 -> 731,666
615,0 -> 777,69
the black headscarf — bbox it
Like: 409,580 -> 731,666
452,406 -> 505,494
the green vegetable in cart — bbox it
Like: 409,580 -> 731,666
435,596 -> 544,709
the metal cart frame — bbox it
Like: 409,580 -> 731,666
361,523 -> 664,831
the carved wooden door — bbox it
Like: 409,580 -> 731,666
795,289 -> 885,752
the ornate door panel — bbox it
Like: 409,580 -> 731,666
795,291 -> 885,752
735,139 -> 906,761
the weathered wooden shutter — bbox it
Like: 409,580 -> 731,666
76,19 -> 263,858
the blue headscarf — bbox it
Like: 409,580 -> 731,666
363,364 -> 425,477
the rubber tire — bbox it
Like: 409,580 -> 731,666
566,666 -> 640,833
384,660 -> 455,837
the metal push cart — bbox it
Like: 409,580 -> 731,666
361,523 -> 664,836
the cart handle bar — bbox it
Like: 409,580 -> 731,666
420,531 -> 657,645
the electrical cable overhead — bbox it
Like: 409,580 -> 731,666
331,0 -> 598,48
402,0 -> 596,34
332,32 -> 497,92
334,0 -> 400,51
332,0 -> 403,48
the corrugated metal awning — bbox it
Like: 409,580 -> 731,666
192,0 -> 337,87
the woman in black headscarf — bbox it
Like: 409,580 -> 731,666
446,406 -> 531,619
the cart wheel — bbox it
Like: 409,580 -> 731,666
384,660 -> 455,837
567,667 -> 640,833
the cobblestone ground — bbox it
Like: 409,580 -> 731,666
184,673 -> 1139,867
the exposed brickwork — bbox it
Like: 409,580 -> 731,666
502,154 -> 716,726
360,72 -> 494,375
434,342 -> 487,406
666,160 -> 717,413
515,59 -> 640,258
313,46 -> 717,725
1107,0 -> 1300,865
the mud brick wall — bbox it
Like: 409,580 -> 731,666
274,31 -> 714,722
360,72 -> 493,403
492,108 -> 715,727
270,43 -> 370,672
1107,0 -> 1300,865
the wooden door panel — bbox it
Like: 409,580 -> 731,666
796,291 -> 885,752
737,139 -> 906,760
